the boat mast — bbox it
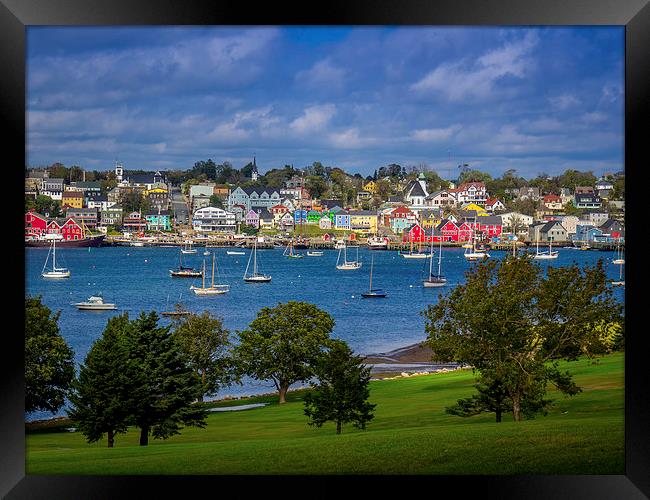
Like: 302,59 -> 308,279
429,229 -> 434,277
253,238 -> 257,276
369,255 -> 373,290
211,253 -> 215,287
202,259 -> 206,288
438,237 -> 443,276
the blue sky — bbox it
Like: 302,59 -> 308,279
26,26 -> 624,179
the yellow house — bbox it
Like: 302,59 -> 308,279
61,190 -> 84,209
363,181 -> 377,194
463,203 -> 488,215
349,210 -> 378,233
420,211 -> 442,229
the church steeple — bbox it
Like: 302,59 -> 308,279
251,155 -> 258,181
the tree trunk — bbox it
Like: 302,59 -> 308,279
198,368 -> 206,403
512,392 -> 522,422
495,408 -> 502,423
107,429 -> 114,448
336,421 -> 342,435
139,424 -> 149,446
278,383 -> 289,404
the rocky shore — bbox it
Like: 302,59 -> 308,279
362,341 -> 434,364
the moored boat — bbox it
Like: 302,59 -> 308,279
74,294 -> 117,310
26,234 -> 105,248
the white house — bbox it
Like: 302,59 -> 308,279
450,182 -> 489,206
404,173 -> 428,206
192,206 -> 237,233
425,190 -> 455,208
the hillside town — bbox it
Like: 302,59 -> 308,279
25,159 -> 625,249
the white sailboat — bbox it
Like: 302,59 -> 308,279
424,234 -> 446,287
612,238 -> 624,265
464,222 -> 490,261
336,239 -> 362,270
41,235 -> 71,279
244,239 -> 272,282
532,239 -> 559,260
611,258 -> 625,287
191,253 -> 230,295
401,235 -> 431,259
181,241 -> 197,254
361,255 -> 387,298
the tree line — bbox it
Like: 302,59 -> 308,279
25,299 -> 375,446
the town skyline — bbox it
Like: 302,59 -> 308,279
27,26 -> 624,178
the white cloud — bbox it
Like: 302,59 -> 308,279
289,104 -> 337,134
582,111 -> 608,124
411,124 -> 462,142
328,128 -> 375,149
548,94 -> 581,110
410,31 -> 539,100
295,58 -> 346,89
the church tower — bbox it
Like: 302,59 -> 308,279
251,156 -> 258,182
115,161 -> 124,182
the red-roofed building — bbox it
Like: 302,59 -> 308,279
543,194 -> 564,210
485,198 -> 506,212
454,182 -> 489,205
386,206 -> 417,233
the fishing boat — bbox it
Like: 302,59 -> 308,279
181,241 -> 197,254
169,249 -> 203,277
190,253 -> 230,295
226,250 -> 246,255
74,294 -> 117,310
612,238 -> 624,265
244,239 -> 272,282
424,233 -> 446,288
532,239 -> 559,260
41,235 -> 71,279
401,235 -> 431,259
307,250 -> 324,256
361,255 -> 387,298
336,239 -> 362,270
367,235 -> 388,250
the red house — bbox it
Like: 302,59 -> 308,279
61,218 -> 84,240
437,219 -> 461,242
476,216 -> 503,239
25,211 -> 48,239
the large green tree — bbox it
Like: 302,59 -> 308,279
172,312 -> 236,402
67,315 -> 136,447
25,296 -> 75,415
303,340 -> 376,434
124,312 -> 207,445
234,301 -> 335,403
423,256 -> 623,421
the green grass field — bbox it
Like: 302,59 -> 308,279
26,352 -> 624,475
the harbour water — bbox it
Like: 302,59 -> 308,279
25,245 -> 625,421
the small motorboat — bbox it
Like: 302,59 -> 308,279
227,250 -> 246,255
307,251 -> 324,256
74,294 -> 117,310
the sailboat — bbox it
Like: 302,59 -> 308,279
336,239 -> 362,270
41,236 -> 71,279
401,234 -> 431,259
283,239 -> 304,259
181,241 -> 197,254
612,238 -> 624,265
244,239 -> 272,282
161,293 -> 191,317
464,220 -> 490,261
611,258 -> 625,287
532,239 -> 559,260
361,255 -> 386,298
169,248 -> 203,277
424,234 -> 446,287
191,253 -> 230,295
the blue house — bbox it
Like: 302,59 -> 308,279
293,209 -> 307,225
334,213 -> 351,230
574,224 -> 602,243
145,211 -> 172,231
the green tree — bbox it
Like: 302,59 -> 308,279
241,224 -> 259,235
303,340 -> 376,434
234,301 -> 335,403
124,312 -> 207,445
172,312 -> 236,402
563,201 -> 582,216
424,256 -> 622,421
209,195 -> 224,208
305,175 -> 329,199
25,296 -> 75,415
67,315 -> 136,447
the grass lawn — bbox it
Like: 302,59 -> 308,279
26,352 -> 624,475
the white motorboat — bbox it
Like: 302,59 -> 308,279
307,251 -> 324,256
227,250 -> 246,255
367,235 -> 388,250
74,294 -> 117,310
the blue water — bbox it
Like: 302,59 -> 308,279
25,245 -> 625,420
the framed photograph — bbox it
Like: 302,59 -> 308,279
6,0 -> 648,497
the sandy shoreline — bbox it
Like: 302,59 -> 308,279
361,341 -> 433,364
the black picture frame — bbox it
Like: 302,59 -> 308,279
3,0 -> 648,497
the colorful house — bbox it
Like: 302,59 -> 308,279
25,211 -> 48,239
319,215 -> 332,229
307,210 -> 322,224
122,212 -> 147,233
485,198 -> 506,212
245,209 -> 260,228
145,211 -> 172,231
61,190 -> 84,209
271,204 -> 289,224
294,209 -> 307,225
387,206 -> 417,234
349,210 -> 378,233
475,215 -> 503,239
363,180 -> 377,193
334,213 -> 351,230
402,223 -> 427,243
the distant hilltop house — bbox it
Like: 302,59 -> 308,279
40,178 -> 64,200
484,198 -> 506,212
542,194 -> 564,211
595,178 -> 614,199
449,181 -> 489,206
574,193 -> 602,209
506,186 -> 540,201
425,190 -> 455,208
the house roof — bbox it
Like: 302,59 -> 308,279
258,208 -> 273,221
599,219 -> 622,231
62,190 -> 83,198
406,180 -> 427,198
540,220 -> 565,233
477,215 -> 503,225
